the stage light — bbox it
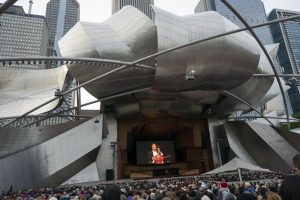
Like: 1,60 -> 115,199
54,89 -> 63,97
186,70 -> 196,81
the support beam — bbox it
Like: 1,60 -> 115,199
253,74 -> 300,78
0,0 -> 18,15
220,0 -> 290,130
222,90 -> 275,126
20,87 -> 150,128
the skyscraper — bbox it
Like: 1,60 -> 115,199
46,0 -> 80,56
194,0 -> 293,115
194,0 -> 273,45
112,0 -> 154,19
268,9 -> 300,113
0,4 -> 48,69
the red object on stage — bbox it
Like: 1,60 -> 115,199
153,154 -> 164,164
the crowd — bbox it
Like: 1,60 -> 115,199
0,154 -> 299,200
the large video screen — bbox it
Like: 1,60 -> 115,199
136,141 -> 175,165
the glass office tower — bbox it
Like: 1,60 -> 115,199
268,9 -> 300,113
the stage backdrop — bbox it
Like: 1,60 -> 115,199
136,141 -> 175,165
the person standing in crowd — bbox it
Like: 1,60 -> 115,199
279,175 -> 300,200
102,185 -> 121,200
293,154 -> 300,175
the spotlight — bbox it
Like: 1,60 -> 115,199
186,70 -> 196,81
54,89 -> 63,97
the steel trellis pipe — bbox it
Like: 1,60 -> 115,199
3,14 -> 300,127
222,90 -> 275,126
20,87 -> 150,128
0,0 -> 18,15
220,0 -> 291,130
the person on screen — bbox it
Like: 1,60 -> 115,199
148,143 -> 164,164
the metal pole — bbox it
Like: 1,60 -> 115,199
253,74 -> 300,78
0,0 -> 18,16
238,168 -> 243,184
222,90 -> 275,126
220,0 -> 290,130
18,87 -> 150,128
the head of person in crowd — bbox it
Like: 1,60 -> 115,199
236,193 -> 256,200
102,185 -> 121,200
293,154 -> 300,175
267,192 -> 281,200
279,175 -> 300,200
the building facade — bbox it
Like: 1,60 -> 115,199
195,0 -> 274,45
112,0 -> 154,19
268,9 -> 300,113
45,0 -> 80,57
0,4 -> 48,69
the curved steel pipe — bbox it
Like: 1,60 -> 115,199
3,14 -> 300,127
222,90 -> 275,126
20,87 -> 150,128
220,0 -> 290,129
0,0 -> 18,15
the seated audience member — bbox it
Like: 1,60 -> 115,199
237,193 -> 256,200
279,175 -> 300,200
267,192 -> 281,200
102,185 -> 121,200
293,154 -> 300,175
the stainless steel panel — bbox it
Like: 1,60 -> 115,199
0,115 -> 103,191
0,66 -> 68,118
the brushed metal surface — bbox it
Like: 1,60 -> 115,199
59,6 -> 157,100
224,121 -> 293,171
0,66 -> 68,118
0,115 -> 103,191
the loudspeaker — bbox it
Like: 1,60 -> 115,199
106,169 -> 114,181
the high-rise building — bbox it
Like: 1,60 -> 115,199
194,0 -> 273,45
194,0 -> 293,115
0,4 -> 48,69
268,9 -> 300,113
112,0 -> 154,19
45,0 -> 80,56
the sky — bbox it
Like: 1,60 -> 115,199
1,0 -> 300,109
1,0 -> 300,23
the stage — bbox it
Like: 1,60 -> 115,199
116,117 -> 214,179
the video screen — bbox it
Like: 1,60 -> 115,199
136,141 -> 175,165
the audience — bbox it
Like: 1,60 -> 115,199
0,171 -> 297,200
293,154 -> 300,175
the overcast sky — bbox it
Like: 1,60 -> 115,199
1,0 -> 300,23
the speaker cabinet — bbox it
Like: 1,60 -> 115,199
106,169 -> 114,181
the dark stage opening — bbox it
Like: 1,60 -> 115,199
117,117 -> 214,179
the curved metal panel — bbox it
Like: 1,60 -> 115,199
0,115 -> 103,191
59,6 -> 157,100
152,6 -> 260,92
213,45 -> 289,115
0,66 -> 67,118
